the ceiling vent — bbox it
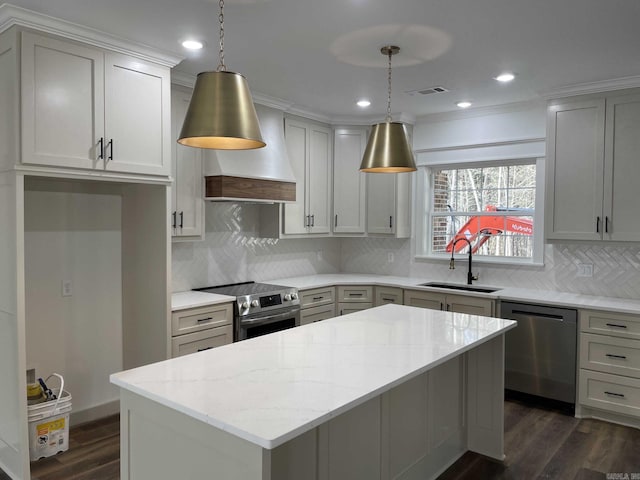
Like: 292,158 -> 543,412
406,86 -> 450,96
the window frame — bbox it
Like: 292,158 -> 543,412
414,157 -> 545,266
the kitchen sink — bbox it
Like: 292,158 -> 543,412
419,282 -> 501,293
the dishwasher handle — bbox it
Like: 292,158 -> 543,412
501,302 -> 577,324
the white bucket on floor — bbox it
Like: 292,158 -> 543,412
28,374 -> 72,461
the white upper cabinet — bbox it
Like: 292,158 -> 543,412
282,117 -> 332,235
171,87 -> 204,239
21,32 -> 105,170
366,172 -> 411,237
546,98 -> 605,240
603,93 -> 640,241
21,31 -> 171,177
333,127 -> 367,234
546,90 -> 640,241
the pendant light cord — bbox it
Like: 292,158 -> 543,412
217,0 -> 226,72
386,49 -> 392,122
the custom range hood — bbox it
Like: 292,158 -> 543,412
204,104 -> 296,203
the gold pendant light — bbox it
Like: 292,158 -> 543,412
360,46 -> 416,173
178,0 -> 265,150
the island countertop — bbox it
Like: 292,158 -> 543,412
110,304 -> 516,449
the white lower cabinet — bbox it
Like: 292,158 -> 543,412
374,286 -> 403,306
299,287 -> 336,325
337,285 -> 373,316
579,310 -> 640,423
171,303 -> 233,357
404,289 -> 494,316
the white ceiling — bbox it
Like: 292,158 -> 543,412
6,0 -> 640,121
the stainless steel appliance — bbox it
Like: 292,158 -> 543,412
501,301 -> 577,404
195,282 -> 300,341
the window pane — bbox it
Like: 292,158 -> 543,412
428,162 -> 537,260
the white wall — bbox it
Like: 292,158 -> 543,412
24,179 -> 123,418
172,203 -> 341,291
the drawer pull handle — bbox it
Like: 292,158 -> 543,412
197,317 -> 213,323
606,323 -> 628,329
197,347 -> 213,352
382,297 -> 395,302
312,296 -> 324,301
605,354 -> 627,360
604,391 -> 625,398
349,293 -> 363,297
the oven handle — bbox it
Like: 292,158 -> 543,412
240,308 -> 301,326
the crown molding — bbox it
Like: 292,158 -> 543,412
414,136 -> 545,155
542,75 -> 640,99
0,4 -> 183,67
171,71 -> 197,88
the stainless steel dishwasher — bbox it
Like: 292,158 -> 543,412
501,301 -> 577,404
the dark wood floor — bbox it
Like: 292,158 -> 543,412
2,397 -> 640,479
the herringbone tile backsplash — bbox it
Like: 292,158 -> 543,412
341,238 -> 640,299
172,203 -> 341,291
174,204 -> 640,300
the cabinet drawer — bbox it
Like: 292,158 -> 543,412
337,285 -> 373,303
300,287 -> 335,308
171,303 -> 233,336
580,310 -> 640,340
579,369 -> 640,419
374,286 -> 403,306
300,304 -> 336,325
338,302 -> 373,315
171,324 -> 233,358
581,333 -> 640,378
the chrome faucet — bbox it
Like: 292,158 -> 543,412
450,238 -> 479,285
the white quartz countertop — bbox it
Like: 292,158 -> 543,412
171,291 -> 235,311
269,274 -> 640,315
111,304 -> 516,449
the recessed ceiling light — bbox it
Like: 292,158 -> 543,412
356,99 -> 371,108
495,72 -> 515,83
182,40 -> 204,50
456,101 -> 472,109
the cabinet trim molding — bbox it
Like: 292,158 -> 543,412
0,4 -> 182,67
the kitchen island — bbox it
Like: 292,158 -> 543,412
111,304 -> 516,480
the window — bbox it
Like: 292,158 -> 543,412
422,161 -> 542,263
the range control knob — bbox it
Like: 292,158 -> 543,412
241,301 -> 250,309
251,300 -> 260,308
291,292 -> 298,300
284,294 -> 291,301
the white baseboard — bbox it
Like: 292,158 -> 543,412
70,399 -> 120,427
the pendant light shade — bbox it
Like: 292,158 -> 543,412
359,45 -> 416,173
178,71 -> 265,149
177,0 -> 265,150
360,122 -> 416,173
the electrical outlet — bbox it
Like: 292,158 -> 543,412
577,263 -> 593,277
388,252 -> 395,263
62,280 -> 73,297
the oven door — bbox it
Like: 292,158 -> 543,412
237,307 -> 301,341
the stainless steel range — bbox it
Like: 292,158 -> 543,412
195,282 -> 300,341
